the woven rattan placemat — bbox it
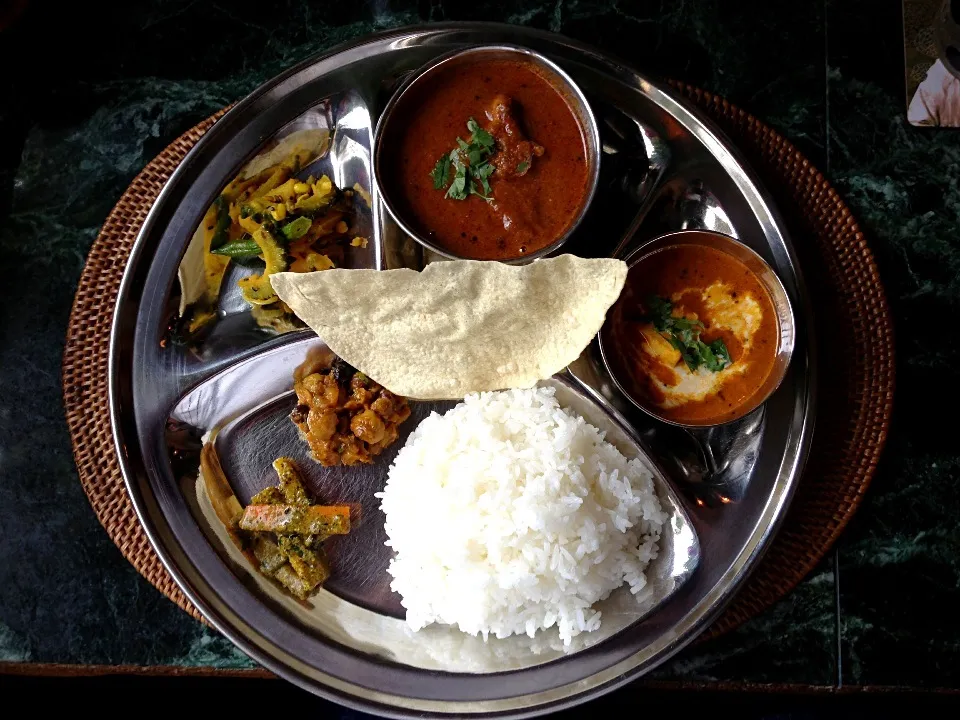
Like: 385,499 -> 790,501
61,85 -> 894,652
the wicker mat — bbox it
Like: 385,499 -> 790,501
61,85 -> 894,654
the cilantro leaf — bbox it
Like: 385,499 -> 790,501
646,296 -> 674,331
700,342 -> 718,369
445,164 -> 469,200
706,339 -> 732,371
468,147 -> 484,166
469,175 -> 494,202
468,117 -> 496,150
469,186 -> 493,202
474,162 -> 494,180
473,162 -> 495,196
429,155 -> 451,189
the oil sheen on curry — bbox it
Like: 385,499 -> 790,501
383,58 -> 590,259
606,244 -> 779,424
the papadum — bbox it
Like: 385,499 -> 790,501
271,255 -> 627,399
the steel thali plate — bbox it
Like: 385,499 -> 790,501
109,22 -> 815,718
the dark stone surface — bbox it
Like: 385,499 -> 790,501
0,0 -> 944,698
827,0 -> 960,689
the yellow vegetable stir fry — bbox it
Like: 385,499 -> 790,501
178,140 -> 368,340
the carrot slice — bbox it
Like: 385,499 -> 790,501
239,504 -> 350,535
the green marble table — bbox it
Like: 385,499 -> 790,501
1,0 -> 956,708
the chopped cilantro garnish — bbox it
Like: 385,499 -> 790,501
430,117 -> 497,203
466,118 -> 495,150
645,295 -> 732,372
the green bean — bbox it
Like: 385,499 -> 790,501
210,195 -> 232,250
211,239 -> 261,258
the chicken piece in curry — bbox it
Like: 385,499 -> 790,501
291,355 -> 411,466
485,94 -> 545,180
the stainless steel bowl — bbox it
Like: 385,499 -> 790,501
372,44 -> 601,263
599,230 -> 796,429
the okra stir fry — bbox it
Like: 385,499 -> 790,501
238,457 -> 351,600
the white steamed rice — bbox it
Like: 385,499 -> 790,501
376,386 -> 666,645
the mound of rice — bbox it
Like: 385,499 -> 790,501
376,386 -> 666,645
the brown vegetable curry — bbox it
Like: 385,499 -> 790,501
383,57 -> 590,259
291,354 -> 411,466
604,244 -> 779,425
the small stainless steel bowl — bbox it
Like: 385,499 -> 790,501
599,230 -> 796,428
372,44 -> 601,264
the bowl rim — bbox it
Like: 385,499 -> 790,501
599,229 -> 797,429
371,43 -> 602,264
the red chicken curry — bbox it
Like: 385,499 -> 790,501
382,57 -> 590,259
